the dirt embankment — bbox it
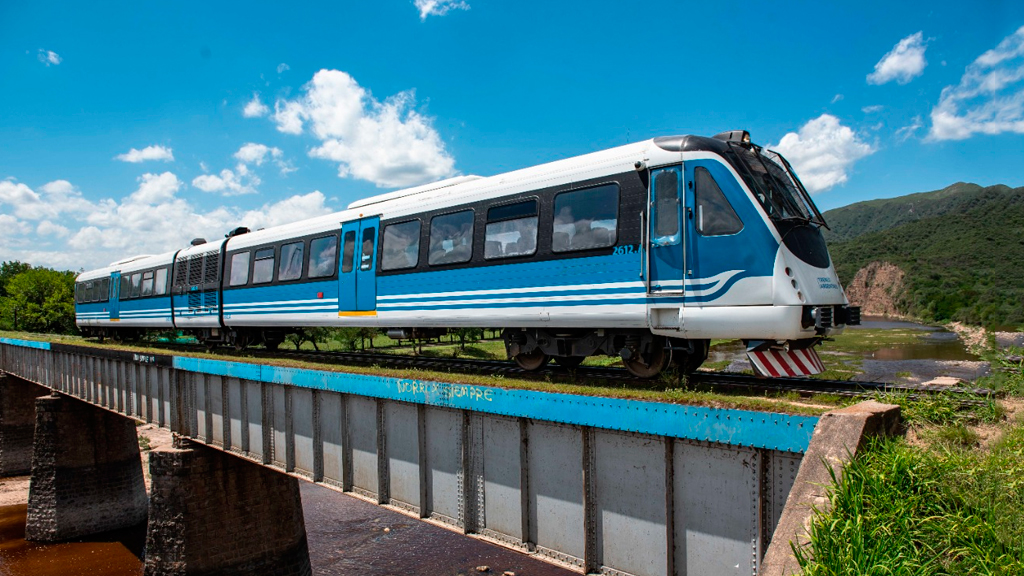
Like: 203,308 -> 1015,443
844,261 -> 906,317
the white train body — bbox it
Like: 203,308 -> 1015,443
76,132 -> 858,377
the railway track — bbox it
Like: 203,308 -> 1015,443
253,346 -> 996,401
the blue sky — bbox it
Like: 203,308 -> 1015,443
2,0 -> 1023,270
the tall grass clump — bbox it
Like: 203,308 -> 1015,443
797,430 -> 1024,575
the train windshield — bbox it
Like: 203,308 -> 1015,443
727,143 -> 827,228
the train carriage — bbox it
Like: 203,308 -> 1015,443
76,130 -> 859,377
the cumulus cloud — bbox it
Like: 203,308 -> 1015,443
192,165 -> 259,196
277,63 -> 290,74
115,145 -> 175,163
243,93 -> 270,118
414,0 -> 469,20
1,174 -> 334,270
234,142 -> 283,165
867,32 -> 928,85
927,25 -> 1024,141
769,114 -> 876,194
37,49 -> 61,66
272,69 -> 456,188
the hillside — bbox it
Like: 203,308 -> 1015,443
822,182 -> 1014,243
823,183 -> 1024,329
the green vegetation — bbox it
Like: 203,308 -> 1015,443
0,261 -> 78,334
822,183 -> 1024,328
799,348 -> 1024,575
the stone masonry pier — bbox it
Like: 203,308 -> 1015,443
0,375 -> 49,477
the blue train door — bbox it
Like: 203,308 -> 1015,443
648,165 -> 685,293
339,216 -> 379,314
109,271 -> 121,321
683,159 -> 748,303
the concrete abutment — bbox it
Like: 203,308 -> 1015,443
144,436 -> 312,576
0,374 -> 50,477
25,393 -> 149,542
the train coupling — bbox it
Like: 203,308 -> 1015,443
801,305 -> 861,331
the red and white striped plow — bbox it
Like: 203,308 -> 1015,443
747,347 -> 825,377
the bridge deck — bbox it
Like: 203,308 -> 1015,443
1,337 -> 814,576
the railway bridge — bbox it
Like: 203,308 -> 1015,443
0,337 -> 900,576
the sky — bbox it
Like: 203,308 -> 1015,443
2,1 -> 1024,270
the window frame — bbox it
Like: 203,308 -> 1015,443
484,197 -> 539,261
278,240 -> 306,282
308,235 -> 339,279
428,209 -> 475,266
252,247 -> 276,285
551,183 -> 619,254
694,166 -> 744,237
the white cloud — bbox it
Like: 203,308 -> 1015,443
273,69 -> 456,188
831,94 -> 843,104
115,145 -> 175,163
769,114 -> 876,194
867,32 -> 928,85
192,165 -> 259,196
1,173 -> 335,270
927,25 -> 1024,141
243,93 -> 270,118
896,116 -> 924,142
414,0 -> 470,20
234,142 -> 283,165
277,63 -> 290,74
37,220 -> 70,238
862,105 -> 885,114
37,49 -> 61,66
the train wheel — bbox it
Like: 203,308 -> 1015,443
553,356 -> 585,370
233,332 -> 250,351
514,349 -> 550,371
623,341 -> 671,378
673,339 -> 710,375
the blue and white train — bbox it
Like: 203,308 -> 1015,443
75,131 -> 859,378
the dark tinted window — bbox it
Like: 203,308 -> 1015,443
342,231 -> 356,273
654,170 -> 680,239
429,210 -> 474,265
141,271 -> 154,297
695,167 -> 743,236
154,268 -> 168,296
361,228 -> 377,271
381,222 -> 419,271
552,184 -> 618,252
309,236 -> 338,278
130,273 -> 142,298
253,248 -> 275,284
229,252 -> 250,287
120,275 -> 130,299
485,200 -> 538,259
279,241 -> 304,281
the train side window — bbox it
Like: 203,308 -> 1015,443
429,210 -> 474,266
141,271 -> 155,297
120,275 -> 131,300
653,170 -> 680,245
361,228 -> 378,271
485,199 -> 538,259
229,253 -> 250,286
309,236 -> 338,278
695,167 -> 743,236
381,221 -> 419,271
341,231 -> 356,273
552,184 -> 618,253
279,241 -> 305,282
130,273 -> 142,298
154,268 -> 169,296
75,283 -> 82,304
253,248 -> 275,284
83,281 -> 93,302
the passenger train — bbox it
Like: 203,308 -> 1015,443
75,130 -> 859,378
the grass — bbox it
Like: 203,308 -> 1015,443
798,347 -> 1024,575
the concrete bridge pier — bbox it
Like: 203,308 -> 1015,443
0,375 -> 50,477
144,436 -> 312,576
25,392 -> 149,542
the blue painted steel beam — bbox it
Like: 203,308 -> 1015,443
0,337 -> 817,452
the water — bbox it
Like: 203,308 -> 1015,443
0,483 -> 574,576
850,316 -> 978,361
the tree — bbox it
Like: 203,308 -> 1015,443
285,327 -> 331,350
452,327 -> 483,350
0,267 -> 77,334
0,261 -> 31,298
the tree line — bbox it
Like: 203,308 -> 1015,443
0,261 -> 78,334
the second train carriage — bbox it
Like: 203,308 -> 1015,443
75,130 -> 860,378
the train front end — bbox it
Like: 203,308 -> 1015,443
720,131 -> 860,376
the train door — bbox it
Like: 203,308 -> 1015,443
109,272 -> 121,321
647,165 -> 685,293
339,216 -> 380,314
